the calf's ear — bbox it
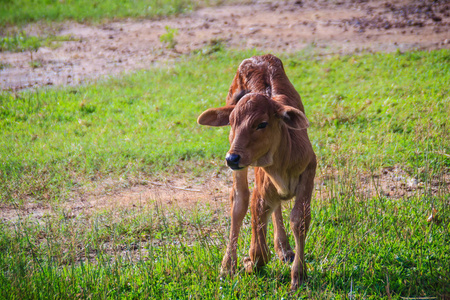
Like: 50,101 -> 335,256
197,105 -> 235,127
278,106 -> 309,130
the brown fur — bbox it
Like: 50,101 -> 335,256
197,54 -> 316,291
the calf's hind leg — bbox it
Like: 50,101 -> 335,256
272,205 -> 295,263
290,162 -> 316,290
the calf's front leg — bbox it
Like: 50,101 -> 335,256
243,188 -> 274,272
221,169 -> 250,275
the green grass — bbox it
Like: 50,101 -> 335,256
0,185 -> 448,298
0,49 -> 449,298
0,0 -> 203,28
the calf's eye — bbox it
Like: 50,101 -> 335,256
257,122 -> 268,129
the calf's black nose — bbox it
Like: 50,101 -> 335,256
226,153 -> 241,170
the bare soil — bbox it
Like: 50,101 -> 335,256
2,165 -> 448,223
1,0 -> 449,91
0,173 -> 232,222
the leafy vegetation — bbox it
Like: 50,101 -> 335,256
160,26 -> 179,49
0,49 -> 449,298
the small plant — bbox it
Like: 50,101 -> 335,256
159,26 -> 178,49
200,38 -> 225,55
1,32 -> 78,68
0,32 -> 78,53
29,59 -> 43,69
0,62 -> 10,70
1,31 -> 41,66
0,31 -> 41,53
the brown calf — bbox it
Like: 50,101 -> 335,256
197,54 -> 316,290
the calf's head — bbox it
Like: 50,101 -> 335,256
197,94 -> 309,170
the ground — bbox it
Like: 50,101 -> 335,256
1,0 -> 449,221
1,0 -> 449,90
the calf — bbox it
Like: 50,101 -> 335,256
197,54 -> 316,290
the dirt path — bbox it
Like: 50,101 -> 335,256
1,0 -> 449,91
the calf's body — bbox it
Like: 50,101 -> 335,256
197,54 -> 316,290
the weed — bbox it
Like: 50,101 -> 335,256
0,31 -> 78,54
0,31 -> 40,52
0,61 -> 10,70
198,38 -> 226,56
160,26 -> 179,49
29,59 -> 43,69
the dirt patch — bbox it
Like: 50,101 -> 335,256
2,166 -> 448,223
317,166 -> 450,201
1,0 -> 449,91
0,173 -> 232,223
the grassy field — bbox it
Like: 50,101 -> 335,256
1,49 -> 449,298
0,0 -> 200,28
1,49 -> 449,203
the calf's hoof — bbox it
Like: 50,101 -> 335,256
243,256 -> 255,273
220,267 -> 235,277
220,255 -> 237,276
290,271 -> 308,291
281,250 -> 295,263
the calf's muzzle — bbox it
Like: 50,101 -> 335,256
225,153 -> 242,170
